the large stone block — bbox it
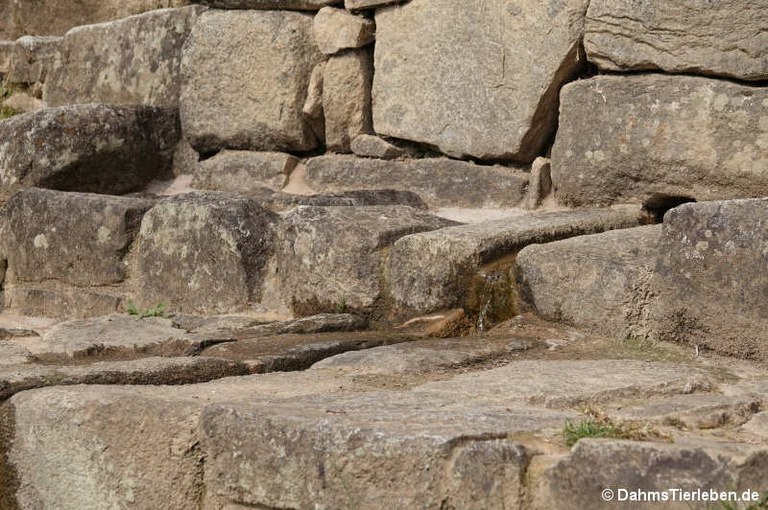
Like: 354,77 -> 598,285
516,226 -> 661,340
304,155 -> 529,208
6,36 -> 60,85
0,104 -> 179,200
373,0 -> 589,162
4,189 -> 154,286
652,200 -> 768,362
585,0 -> 768,82
134,193 -> 278,314
180,10 -> 323,153
11,0 -> 191,37
313,6 -> 374,55
535,440 -> 768,510
323,49 -> 373,153
390,208 -> 643,313
190,0 -> 336,8
44,7 -> 202,108
275,206 -> 452,312
191,150 -> 298,193
551,75 -> 768,207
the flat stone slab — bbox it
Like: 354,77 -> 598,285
274,206 -> 452,311
0,356 -> 249,401
0,341 -> 33,365
372,0 -> 588,161
551,75 -> 768,207
31,315 -> 203,360
742,412 -> 768,440
610,394 -> 761,430
190,0 -> 335,8
0,104 -> 179,200
202,331 -> 417,373
267,189 -> 426,210
304,155 -> 529,208
517,225 -> 661,340
413,360 -> 714,410
311,336 -> 533,374
585,0 -> 768,81
390,207 -> 644,312
652,199 -> 768,362
535,439 -> 768,510
191,150 -> 298,193
43,7 -> 202,108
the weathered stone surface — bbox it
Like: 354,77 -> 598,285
234,313 -> 368,337
313,7 -> 374,55
191,0 -> 335,9
323,49 -> 373,152
267,189 -> 426,210
535,440 -> 768,510
517,226 -> 661,340
1,91 -> 44,114
10,0 -> 192,37
743,412 -> 768,440
276,206 -> 453,311
551,75 -> 768,207
414,360 -> 712,409
0,104 -> 179,199
202,331 -> 414,373
391,208 -> 643,313
180,10 -> 323,153
346,0 -> 401,10
652,200 -> 768,361
304,155 -> 529,208
44,7 -> 201,108
302,61 -> 325,140
5,189 -> 154,286
0,342 -> 32,366
0,1 -> 13,40
201,395 -> 570,509
0,41 -> 12,74
351,134 -> 406,159
0,356 -> 249,401
373,0 -> 589,161
585,0 -> 768,82
34,315 -> 201,360
526,156 -> 552,209
192,151 -> 298,193
312,336 -> 532,374
3,286 -> 124,319
134,193 -> 277,314
612,394 -> 760,430
6,36 -> 60,84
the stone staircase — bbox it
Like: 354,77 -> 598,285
0,0 -> 766,509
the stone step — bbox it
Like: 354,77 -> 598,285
516,225 -> 662,340
390,207 -> 645,316
1,351 -> 757,509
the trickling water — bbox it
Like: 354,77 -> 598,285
476,296 -> 491,332
467,264 -> 517,334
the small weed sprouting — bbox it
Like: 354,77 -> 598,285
718,493 -> 768,510
125,300 -> 166,319
563,408 -> 671,447
335,297 -> 348,314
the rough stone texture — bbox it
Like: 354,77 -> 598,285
551,75 -> 768,207
413,360 -> 713,409
192,151 -> 298,193
585,0 -> 768,82
346,0 -> 401,10
304,155 -> 529,208
180,10 -> 323,154
0,342 -> 32,366
276,206 -> 453,311
351,134 -> 406,159
6,36 -> 60,85
651,200 -> 768,362
0,41 -> 12,74
611,394 -> 761,429
266,189 -> 426,210
302,61 -> 325,140
2,91 -> 44,114
526,157 -> 552,209
313,7 -> 374,55
10,0 -> 192,37
743,412 -> 768,440
517,226 -> 662,340
3,286 -> 124,319
391,208 -> 643,312
373,0 -> 589,162
230,313 -> 368,337
43,7 -> 201,108
312,336 -> 532,374
134,193 -> 277,314
535,440 -> 768,510
202,331 -> 414,373
323,49 -> 373,153
0,104 -> 179,199
0,0 -> 13,40
0,356 -> 249,401
191,0 -> 336,9
4,189 -> 154,287
34,315 -> 200,360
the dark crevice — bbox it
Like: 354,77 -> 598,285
642,194 -> 696,223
